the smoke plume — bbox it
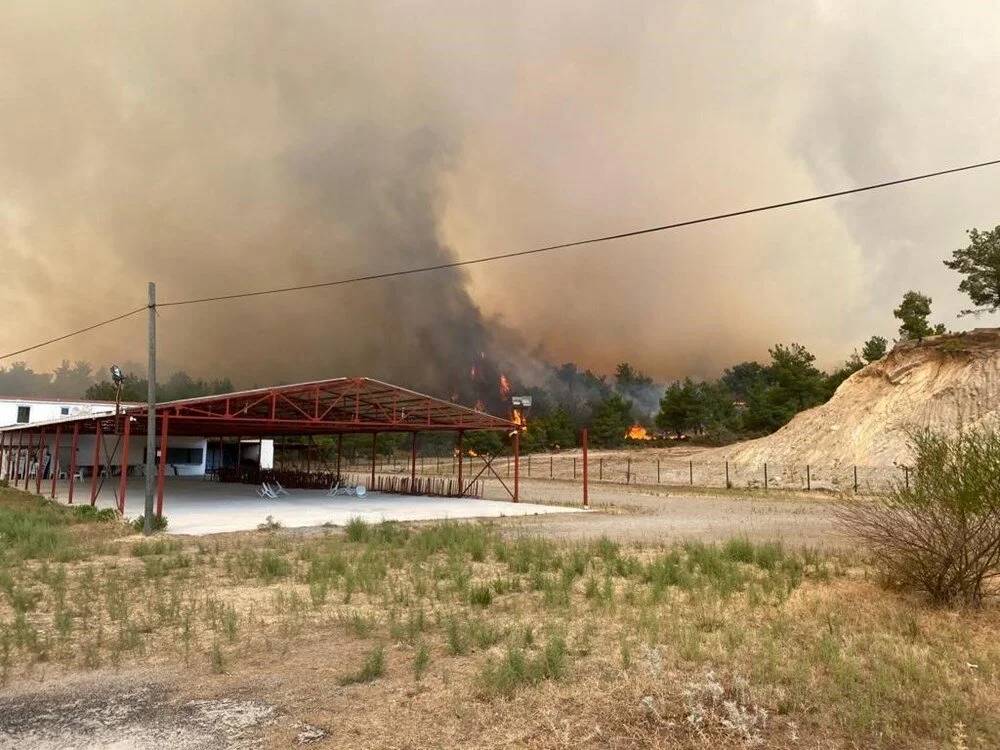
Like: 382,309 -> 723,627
2,1 -> 999,400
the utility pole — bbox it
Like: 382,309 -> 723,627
143,282 -> 157,535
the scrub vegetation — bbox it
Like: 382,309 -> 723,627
0,485 -> 998,748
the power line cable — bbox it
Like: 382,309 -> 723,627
0,305 -> 147,361
158,157 -> 1000,309
3,156 -> 1000,360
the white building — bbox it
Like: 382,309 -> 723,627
0,396 -> 271,480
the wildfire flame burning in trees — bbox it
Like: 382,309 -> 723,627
499,373 -> 512,400
626,424 -> 652,440
512,408 -> 525,427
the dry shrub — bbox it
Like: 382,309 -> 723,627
837,428 -> 1000,606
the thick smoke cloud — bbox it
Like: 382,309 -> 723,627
1,1 -> 999,397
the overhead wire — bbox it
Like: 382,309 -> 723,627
3,156 -> 1000,360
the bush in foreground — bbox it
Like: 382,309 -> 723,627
837,428 -> 1000,606
130,514 -> 168,534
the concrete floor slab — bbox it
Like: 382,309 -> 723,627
48,478 -> 582,535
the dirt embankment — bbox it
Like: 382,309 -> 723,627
710,328 -> 1000,468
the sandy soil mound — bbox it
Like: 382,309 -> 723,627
711,328 -> 1000,468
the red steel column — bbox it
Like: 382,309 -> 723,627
336,434 -> 342,478
456,431 -> 464,497
50,425 -> 62,499
581,428 -> 589,508
155,414 -> 169,517
34,428 -> 46,494
23,431 -> 35,490
410,432 -> 417,490
117,417 -> 132,514
90,421 -> 102,505
67,424 -> 80,504
13,431 -> 23,482
370,432 -> 377,488
513,431 -> 520,502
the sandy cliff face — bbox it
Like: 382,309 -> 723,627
712,329 -> 1000,467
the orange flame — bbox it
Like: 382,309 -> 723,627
499,374 -> 512,400
512,407 -> 525,427
625,424 -> 652,440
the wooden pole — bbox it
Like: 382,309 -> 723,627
370,432 -> 377,489
581,428 -> 589,508
806,464 -> 811,491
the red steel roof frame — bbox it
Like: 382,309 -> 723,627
0,377 -> 517,437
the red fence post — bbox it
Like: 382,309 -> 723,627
582,429 -> 589,508
513,431 -> 520,502
370,433 -> 377,488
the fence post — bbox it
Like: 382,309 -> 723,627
573,457 -> 577,479
656,459 -> 660,484
806,464 -> 811,491
527,455 -> 531,477
689,460 -> 693,486
904,465 -> 909,490
550,455 -> 553,479
626,456 -> 631,484
582,429 -> 589,508
725,460 -> 730,488
599,457 -> 603,481
853,465 -> 858,494
763,462 -> 768,490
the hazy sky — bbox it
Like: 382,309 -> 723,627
2,1 -> 999,392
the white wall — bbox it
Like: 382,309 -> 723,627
0,399 -> 117,427
1,431 -> 208,479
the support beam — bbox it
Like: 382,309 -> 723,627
23,430 -> 34,491
50,425 -> 62,499
513,431 -> 520,502
456,431 -> 464,498
410,432 -> 417,490
370,432 -> 377,489
118,416 -> 132,514
34,428 -> 46,495
90,421 -> 102,506
68,424 -> 80,504
0,431 -> 7,482
156,414 -> 169,517
336,434 -> 342,478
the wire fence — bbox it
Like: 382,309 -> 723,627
328,453 -> 910,495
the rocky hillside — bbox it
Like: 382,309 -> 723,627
712,328 -> 1000,467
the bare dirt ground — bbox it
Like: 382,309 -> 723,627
484,478 -> 843,548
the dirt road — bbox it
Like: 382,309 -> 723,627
484,478 -> 844,547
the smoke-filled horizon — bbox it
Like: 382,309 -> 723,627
3,1 -> 1000,399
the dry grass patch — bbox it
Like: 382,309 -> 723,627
0,486 -> 998,748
